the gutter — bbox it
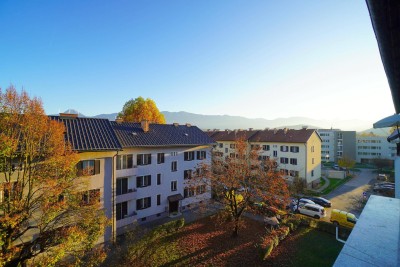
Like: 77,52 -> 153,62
336,226 -> 346,244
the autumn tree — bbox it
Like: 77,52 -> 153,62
338,156 -> 356,173
118,97 -> 166,124
372,158 -> 393,172
193,139 -> 290,237
0,86 -> 107,266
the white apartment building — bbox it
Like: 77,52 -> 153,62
208,128 -> 322,187
51,115 -> 214,241
356,134 -> 396,163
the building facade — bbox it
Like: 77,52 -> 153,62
317,129 -> 356,163
51,115 -> 214,241
356,134 -> 396,163
208,128 -> 322,187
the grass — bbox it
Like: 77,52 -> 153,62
270,227 -> 344,266
108,215 -> 343,266
319,177 -> 352,195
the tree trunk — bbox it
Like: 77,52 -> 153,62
232,218 -> 239,237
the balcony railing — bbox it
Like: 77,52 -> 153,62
116,188 -> 136,203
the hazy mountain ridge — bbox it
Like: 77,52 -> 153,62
83,110 -> 376,133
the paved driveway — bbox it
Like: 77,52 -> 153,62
323,169 -> 375,219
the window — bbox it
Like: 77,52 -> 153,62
77,160 -> 100,176
157,174 -> 161,185
290,158 -> 297,165
171,152 -> 178,156
311,146 -> 315,152
157,153 -> 165,164
219,143 -> 223,148
273,151 -> 277,157
82,189 -> 100,205
290,146 -> 299,153
184,187 -> 195,198
225,148 -> 228,153
157,194 -> 161,205
116,201 -> 128,220
184,151 -> 195,161
137,154 -> 152,166
262,145 -> 270,151
230,153 -> 235,158
230,144 -> 236,149
196,185 -> 206,194
137,197 -> 151,210
312,158 -> 314,164
280,146 -> 289,152
171,161 -> 177,172
251,144 -> 260,150
184,169 -> 192,180
0,182 -> 18,202
116,177 -> 128,195
171,181 -> 177,191
311,170 -> 314,177
197,151 -> 206,160
116,155 -> 133,170
280,157 -> 288,164
136,175 -> 151,188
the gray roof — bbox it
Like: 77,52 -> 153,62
366,1 -> 400,113
49,116 -> 122,151
111,122 -> 216,147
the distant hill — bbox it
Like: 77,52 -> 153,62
358,127 -> 392,136
88,110 -> 372,132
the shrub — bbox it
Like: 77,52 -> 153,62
259,226 -> 291,260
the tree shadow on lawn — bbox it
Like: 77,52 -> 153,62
164,216 -> 266,266
265,227 -> 344,267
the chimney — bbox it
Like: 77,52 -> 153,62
274,128 -> 278,134
59,113 -> 78,119
284,128 -> 288,134
249,128 -> 253,131
302,125 -> 308,130
186,123 -> 191,127
173,122 -> 179,127
141,120 -> 150,132
115,117 -> 123,124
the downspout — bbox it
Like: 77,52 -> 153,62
336,226 -> 346,244
112,151 -> 119,244
304,143 -> 307,185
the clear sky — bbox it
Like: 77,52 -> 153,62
0,1 -> 394,124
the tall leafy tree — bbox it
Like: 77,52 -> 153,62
0,86 -> 107,266
119,97 -> 166,124
193,139 -> 290,237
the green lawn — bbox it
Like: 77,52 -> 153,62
319,177 -> 351,195
289,228 -> 344,267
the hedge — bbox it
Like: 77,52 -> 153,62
258,214 -> 352,260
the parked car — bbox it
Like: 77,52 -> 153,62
374,182 -> 395,187
377,174 -> 388,181
333,164 -> 339,170
298,198 -> 316,206
297,203 -> 326,219
373,184 -> 395,192
303,196 -> 331,207
330,209 -> 357,229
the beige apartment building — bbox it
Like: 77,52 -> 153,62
207,128 -> 322,187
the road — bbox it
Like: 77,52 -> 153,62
323,169 -> 376,219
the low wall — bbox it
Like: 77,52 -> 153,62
327,170 -> 346,179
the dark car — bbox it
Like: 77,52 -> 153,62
304,196 -> 331,207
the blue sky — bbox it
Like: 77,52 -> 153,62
0,1 -> 394,124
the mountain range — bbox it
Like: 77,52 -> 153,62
59,109 -> 389,135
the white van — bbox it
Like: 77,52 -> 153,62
297,203 -> 326,219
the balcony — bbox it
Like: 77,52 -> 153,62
116,211 -> 137,228
116,188 -> 136,203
